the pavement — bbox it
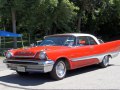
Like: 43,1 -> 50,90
0,55 -> 120,90
0,57 -> 7,71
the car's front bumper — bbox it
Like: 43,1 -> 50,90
3,59 -> 55,73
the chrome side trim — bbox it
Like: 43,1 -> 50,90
111,52 -> 119,58
71,54 -> 104,62
71,51 -> 119,62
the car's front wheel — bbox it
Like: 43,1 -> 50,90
50,60 -> 67,80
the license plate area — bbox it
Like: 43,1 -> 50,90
17,66 -> 26,72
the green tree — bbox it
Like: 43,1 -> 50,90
0,0 -> 25,48
71,0 -> 104,32
97,0 -> 120,41
17,0 -> 78,36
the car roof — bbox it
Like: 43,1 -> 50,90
44,33 -> 100,45
45,33 -> 94,37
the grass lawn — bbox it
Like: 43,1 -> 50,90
0,37 -> 42,57
0,39 -> 30,57
1,40 -> 29,48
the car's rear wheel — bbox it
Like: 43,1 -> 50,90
50,60 -> 67,80
99,56 -> 110,68
16,71 -> 29,76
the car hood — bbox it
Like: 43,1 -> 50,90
10,46 -> 69,58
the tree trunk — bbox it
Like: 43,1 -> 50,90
0,37 -> 1,48
77,16 -> 81,33
11,8 -> 17,48
28,33 -> 31,45
52,23 -> 57,34
3,25 -> 6,48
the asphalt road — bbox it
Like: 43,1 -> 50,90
0,57 -> 7,71
0,54 -> 120,90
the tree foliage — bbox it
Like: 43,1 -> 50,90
0,0 -> 120,45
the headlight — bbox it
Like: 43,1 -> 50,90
6,52 -> 13,58
39,51 -> 47,60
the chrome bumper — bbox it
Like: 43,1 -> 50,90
3,59 -> 54,73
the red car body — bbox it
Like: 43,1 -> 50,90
4,33 -> 120,80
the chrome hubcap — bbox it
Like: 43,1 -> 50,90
56,61 -> 66,78
103,56 -> 109,66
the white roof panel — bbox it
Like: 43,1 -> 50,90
46,33 -> 93,37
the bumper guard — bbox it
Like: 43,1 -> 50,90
3,59 -> 54,73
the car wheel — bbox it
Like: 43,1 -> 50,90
50,60 -> 67,80
99,56 -> 110,68
16,71 -> 29,76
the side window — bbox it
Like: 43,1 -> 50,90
64,36 -> 76,46
88,37 -> 97,45
77,36 -> 90,46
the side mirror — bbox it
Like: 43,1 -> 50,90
36,40 -> 42,46
79,40 -> 86,44
30,43 -> 35,47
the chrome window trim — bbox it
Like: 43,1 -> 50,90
45,33 -> 100,45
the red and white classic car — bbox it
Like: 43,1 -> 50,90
4,33 -> 120,80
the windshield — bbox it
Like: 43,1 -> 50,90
39,36 -> 76,46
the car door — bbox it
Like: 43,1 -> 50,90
86,36 -> 100,65
70,36 -> 99,69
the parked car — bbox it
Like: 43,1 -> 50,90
4,33 -> 120,80
30,40 -> 42,47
